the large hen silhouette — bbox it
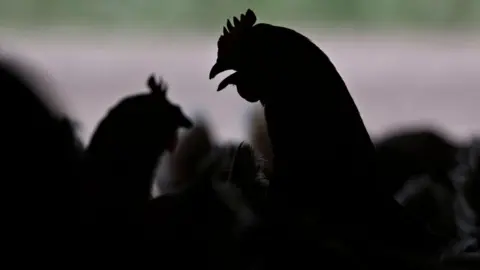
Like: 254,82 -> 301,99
209,9 -> 446,268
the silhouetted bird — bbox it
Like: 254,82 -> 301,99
82,74 -> 192,261
1,57 -> 84,264
84,74 -> 192,208
209,9 -> 445,268
248,107 -> 460,247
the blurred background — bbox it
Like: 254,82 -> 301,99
0,0 -> 479,143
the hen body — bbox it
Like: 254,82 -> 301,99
82,74 -> 192,263
209,10 -> 444,268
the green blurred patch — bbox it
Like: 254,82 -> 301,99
0,0 -> 478,30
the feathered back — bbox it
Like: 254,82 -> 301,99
375,128 -> 458,195
1,57 -> 83,191
1,57 -> 85,257
83,74 -> 193,208
228,142 -> 269,214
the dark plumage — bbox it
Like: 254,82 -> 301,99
375,128 -> 459,197
209,9 -> 445,267
464,140 -> 479,214
146,119 -> 268,269
1,57 -> 84,263
462,140 -> 480,242
247,106 -> 273,180
84,74 -> 192,209
81,74 -> 192,262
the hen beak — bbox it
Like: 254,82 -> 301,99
209,61 -> 230,80
210,61 -> 239,92
217,72 -> 239,92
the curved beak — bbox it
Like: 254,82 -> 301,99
209,61 -> 229,80
217,72 -> 239,92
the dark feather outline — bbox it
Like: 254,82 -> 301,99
217,9 -> 257,50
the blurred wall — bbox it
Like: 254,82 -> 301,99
0,1 -> 479,143
0,0 -> 479,30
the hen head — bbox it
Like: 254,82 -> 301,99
144,74 -> 193,152
88,74 -> 193,158
209,9 -> 323,105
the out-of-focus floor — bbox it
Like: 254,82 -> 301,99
1,30 -> 479,143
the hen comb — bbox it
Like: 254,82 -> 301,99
217,9 -> 257,50
146,73 -> 168,97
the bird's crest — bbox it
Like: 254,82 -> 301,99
147,73 -> 168,98
145,73 -> 193,129
217,9 -> 257,54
